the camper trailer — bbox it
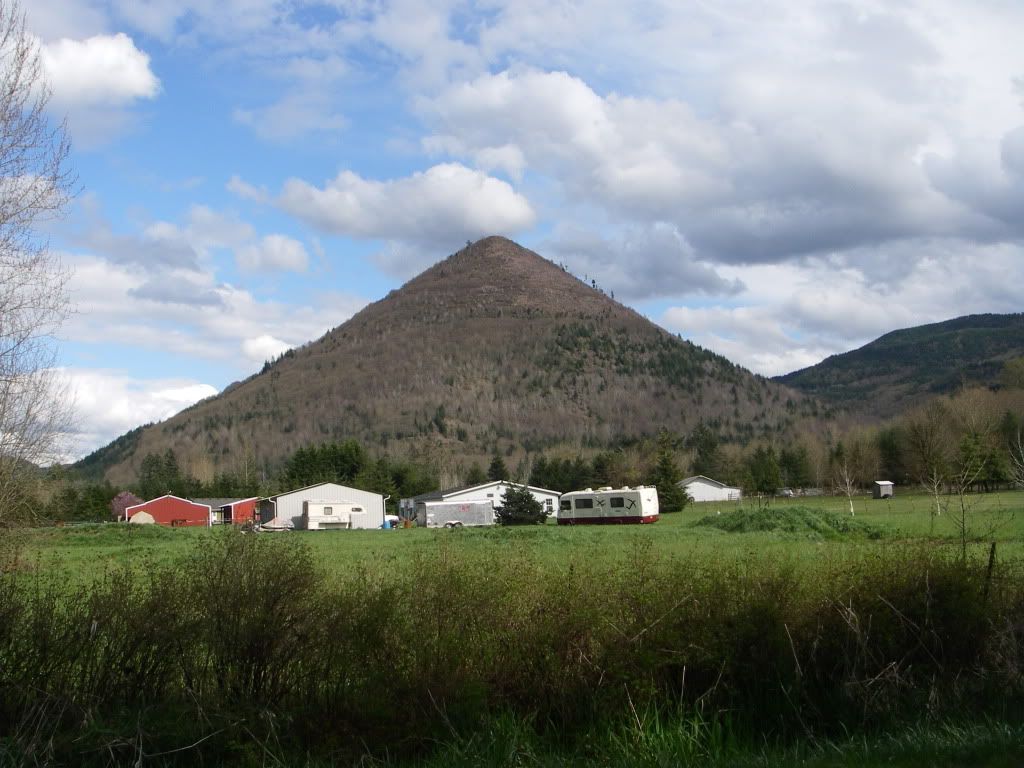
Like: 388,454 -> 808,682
302,500 -> 375,530
558,486 -> 659,525
418,501 -> 494,528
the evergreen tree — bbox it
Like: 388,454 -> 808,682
487,452 -> 509,481
687,423 -> 722,478
494,484 -> 546,525
354,458 -> 399,511
649,430 -> 690,513
591,451 -> 614,487
779,444 -> 812,488
747,446 -> 782,499
465,462 -> 487,486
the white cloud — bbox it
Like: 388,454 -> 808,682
236,234 -> 309,272
660,244 -> 1024,376
62,251 -> 367,370
233,92 -> 347,141
227,175 -> 269,203
42,33 -> 160,107
276,162 -> 536,245
61,368 -> 218,460
242,334 -> 290,363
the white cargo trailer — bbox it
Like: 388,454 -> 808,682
418,501 -> 494,528
557,486 -> 659,525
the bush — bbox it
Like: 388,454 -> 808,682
494,484 -> 547,525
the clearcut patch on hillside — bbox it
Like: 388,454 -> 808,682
695,505 -> 886,540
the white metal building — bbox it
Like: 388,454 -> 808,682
400,480 -> 561,523
873,480 -> 895,499
259,482 -> 386,530
679,475 -> 743,503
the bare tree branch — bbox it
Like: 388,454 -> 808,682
0,0 -> 76,524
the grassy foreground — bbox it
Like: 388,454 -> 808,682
2,492 -> 1024,766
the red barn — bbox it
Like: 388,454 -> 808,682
125,495 -> 211,527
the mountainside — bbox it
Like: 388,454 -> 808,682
84,237 -> 820,485
776,313 -> 1024,416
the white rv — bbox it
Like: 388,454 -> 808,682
558,486 -> 659,525
302,500 -> 375,530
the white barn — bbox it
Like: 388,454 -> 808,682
680,475 -> 743,503
400,480 -> 561,523
259,482 -> 386,530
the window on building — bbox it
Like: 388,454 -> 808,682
544,499 -> 553,509
324,506 -> 333,515
610,497 -> 625,508
352,507 -> 363,513
575,498 -> 594,509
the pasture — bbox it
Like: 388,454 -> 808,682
4,490 -> 1024,767
16,489 -> 1024,581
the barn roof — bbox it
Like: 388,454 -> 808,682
408,480 -> 560,503
680,475 -> 732,489
125,494 -> 212,512
266,482 -> 383,501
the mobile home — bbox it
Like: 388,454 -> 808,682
558,486 -> 659,525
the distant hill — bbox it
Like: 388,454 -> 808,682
82,237 -> 820,485
775,313 -> 1024,416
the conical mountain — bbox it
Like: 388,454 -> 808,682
84,237 -> 818,484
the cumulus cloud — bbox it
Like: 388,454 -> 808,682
276,162 -> 536,245
63,252 -> 367,375
236,234 -> 309,272
242,334 -> 291,363
42,33 -> 159,106
547,224 -> 744,300
61,368 -> 218,459
660,244 -> 1024,376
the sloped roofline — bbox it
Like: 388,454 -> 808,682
125,494 -> 212,512
409,479 -> 561,503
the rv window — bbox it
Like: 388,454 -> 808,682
352,507 -> 362,512
560,499 -> 572,511
575,498 -> 594,509
610,497 -> 625,508
323,507 -> 333,515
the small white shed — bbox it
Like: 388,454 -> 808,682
680,475 -> 743,503
873,481 -> 894,499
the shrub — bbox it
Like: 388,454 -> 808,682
495,484 -> 547,525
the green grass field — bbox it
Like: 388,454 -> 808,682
17,489 -> 1024,581
6,490 -> 1024,767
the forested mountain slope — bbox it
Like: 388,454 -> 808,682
82,237 -> 819,485
776,313 -> 1024,416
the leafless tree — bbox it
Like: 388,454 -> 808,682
833,457 -> 857,517
905,400 -> 952,529
0,0 -> 76,524
1009,431 -> 1024,491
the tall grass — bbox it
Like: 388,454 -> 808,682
1,530 -> 1023,765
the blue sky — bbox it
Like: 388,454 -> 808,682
22,0 -> 1024,457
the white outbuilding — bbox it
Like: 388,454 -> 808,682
873,480 -> 895,499
679,475 -> 743,503
259,482 -> 386,530
399,480 -> 561,524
